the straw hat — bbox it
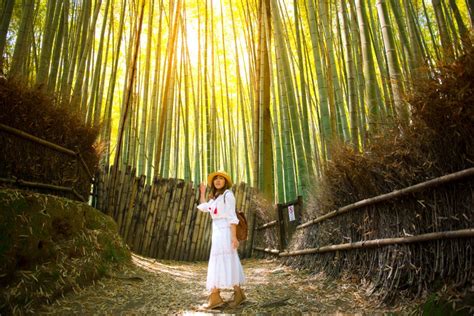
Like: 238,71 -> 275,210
207,170 -> 233,187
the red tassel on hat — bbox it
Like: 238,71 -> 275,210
214,207 -> 218,215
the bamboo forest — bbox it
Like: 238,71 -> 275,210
0,0 -> 473,314
0,0 -> 470,202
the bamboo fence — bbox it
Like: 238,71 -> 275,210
251,167 -> 473,298
93,166 -> 257,261
0,123 -> 93,201
253,168 -> 474,257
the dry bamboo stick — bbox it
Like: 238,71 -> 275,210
152,180 -> 173,258
188,212 -> 200,261
76,151 -> 93,180
101,166 -> 110,213
136,184 -> 152,255
141,178 -> 161,256
297,168 -> 474,230
186,192 -> 201,261
157,180 -> 177,258
244,187 -> 256,258
97,171 -> 105,210
279,229 -> 474,257
256,220 -> 278,230
166,180 -> 186,259
125,174 -> 145,246
122,175 -> 140,241
116,167 -> 134,231
202,219 -> 212,261
253,247 -> 280,254
150,179 -> 168,258
133,184 -> 151,253
163,180 -> 182,259
180,186 -> 197,261
191,210 -> 205,261
0,177 -> 86,201
120,171 -> 139,237
112,168 -> 125,219
174,182 -> 193,260
0,123 -> 76,156
196,211 -> 210,261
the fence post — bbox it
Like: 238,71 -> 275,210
277,203 -> 285,251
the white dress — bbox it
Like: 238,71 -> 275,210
197,189 -> 246,290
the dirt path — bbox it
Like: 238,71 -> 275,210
37,254 -> 414,314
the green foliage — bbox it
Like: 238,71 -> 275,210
421,293 -> 472,316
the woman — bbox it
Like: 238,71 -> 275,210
197,170 -> 246,309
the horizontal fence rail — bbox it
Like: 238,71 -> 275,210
279,229 -> 474,256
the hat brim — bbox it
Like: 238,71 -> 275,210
207,171 -> 233,187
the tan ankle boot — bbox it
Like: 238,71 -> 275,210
229,287 -> 246,308
205,291 -> 224,309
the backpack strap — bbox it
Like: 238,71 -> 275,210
223,189 -> 230,203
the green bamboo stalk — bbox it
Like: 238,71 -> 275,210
376,0 -> 408,125
355,0 -> 379,133
10,0 -> 35,78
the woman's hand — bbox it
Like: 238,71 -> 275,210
231,237 -> 239,250
199,182 -> 207,203
199,182 -> 207,195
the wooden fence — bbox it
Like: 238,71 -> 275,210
92,166 -> 257,261
253,167 -> 474,256
0,123 -> 93,202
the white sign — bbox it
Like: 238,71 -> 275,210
288,205 -> 295,221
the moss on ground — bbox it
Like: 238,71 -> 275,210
0,188 -> 131,314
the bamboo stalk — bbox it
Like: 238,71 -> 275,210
142,178 -> 161,256
116,167 -> 134,232
163,180 -> 182,259
279,229 -> 474,257
186,192 -> 200,261
189,208 -> 203,261
0,177 -> 86,201
137,184 -> 152,254
253,247 -> 280,254
0,123 -> 76,156
157,179 -> 176,258
76,151 -> 93,180
167,180 -> 186,260
152,180 -> 173,258
133,184 -> 151,253
174,182 -> 193,260
256,220 -> 278,230
122,175 -> 140,242
149,178 -> 167,258
180,187 -> 197,261
297,168 -> 474,229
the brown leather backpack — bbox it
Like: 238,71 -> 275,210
236,211 -> 248,241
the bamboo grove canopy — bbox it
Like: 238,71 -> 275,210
0,0 -> 472,202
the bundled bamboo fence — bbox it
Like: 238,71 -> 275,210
93,166 -> 257,261
0,123 -> 93,202
261,167 -> 473,299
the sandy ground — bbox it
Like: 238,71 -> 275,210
37,254 -> 415,315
